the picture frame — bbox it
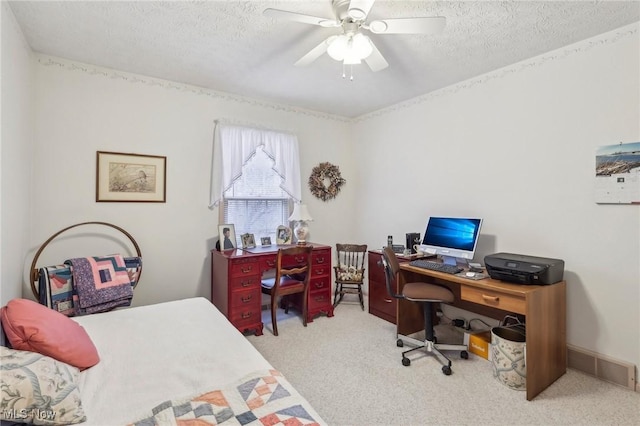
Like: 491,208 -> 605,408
218,224 -> 237,251
241,233 -> 256,249
260,237 -> 272,247
96,151 -> 166,202
276,225 -> 292,245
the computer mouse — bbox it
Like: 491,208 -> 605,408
465,272 -> 476,278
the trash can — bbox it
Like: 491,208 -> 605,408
491,326 -> 526,390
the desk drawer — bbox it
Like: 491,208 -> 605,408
368,253 -> 385,282
312,249 -> 331,266
309,275 -> 331,293
230,259 -> 259,278
461,286 -> 525,315
308,290 -> 331,311
259,255 -> 277,272
229,275 -> 260,291
230,306 -> 261,326
230,287 -> 261,308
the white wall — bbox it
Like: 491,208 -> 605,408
353,24 -> 640,368
27,56 -> 354,307
3,1 -> 638,373
1,3 -> 33,305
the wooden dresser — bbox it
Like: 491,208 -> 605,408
211,243 -> 334,336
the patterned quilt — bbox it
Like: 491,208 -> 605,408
65,255 -> 133,315
130,369 -> 324,426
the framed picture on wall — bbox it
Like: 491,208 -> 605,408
96,151 -> 166,202
218,224 -> 237,251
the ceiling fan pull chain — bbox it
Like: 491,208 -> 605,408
342,63 -> 346,79
350,65 -> 354,81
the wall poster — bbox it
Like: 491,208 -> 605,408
595,142 -> 640,204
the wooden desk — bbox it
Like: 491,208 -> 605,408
210,243 -> 334,336
399,262 -> 566,401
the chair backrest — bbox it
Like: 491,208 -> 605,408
381,246 -> 405,300
335,244 -> 367,282
273,245 -> 313,293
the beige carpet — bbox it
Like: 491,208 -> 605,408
246,303 -> 640,426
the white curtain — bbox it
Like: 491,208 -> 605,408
209,124 -> 302,208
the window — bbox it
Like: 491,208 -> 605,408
223,146 -> 290,246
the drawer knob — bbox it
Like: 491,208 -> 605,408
241,280 -> 252,287
317,257 -> 325,264
482,294 -> 499,303
241,295 -> 252,303
241,312 -> 252,319
241,266 -> 253,273
384,298 -> 393,303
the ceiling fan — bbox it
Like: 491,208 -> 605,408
264,0 -> 446,73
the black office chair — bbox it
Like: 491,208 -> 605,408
381,246 -> 468,375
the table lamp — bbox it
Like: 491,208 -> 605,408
288,203 -> 313,245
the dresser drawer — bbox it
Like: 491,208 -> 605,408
461,286 -> 525,315
230,287 -> 261,308
229,275 -> 260,291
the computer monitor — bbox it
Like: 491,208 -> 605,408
419,217 -> 483,265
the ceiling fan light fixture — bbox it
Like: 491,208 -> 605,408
351,33 -> 373,58
327,32 -> 373,63
327,35 -> 349,60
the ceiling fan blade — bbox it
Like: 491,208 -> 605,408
294,37 -> 333,67
365,40 -> 388,72
368,16 -> 446,34
348,0 -> 376,21
263,8 -> 339,27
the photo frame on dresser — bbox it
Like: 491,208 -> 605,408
218,224 -> 236,251
241,233 -> 256,249
276,226 -> 292,245
260,237 -> 272,247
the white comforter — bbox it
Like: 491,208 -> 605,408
72,297 -> 274,425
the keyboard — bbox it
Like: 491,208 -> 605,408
408,259 -> 463,274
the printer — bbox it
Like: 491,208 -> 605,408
484,252 -> 564,285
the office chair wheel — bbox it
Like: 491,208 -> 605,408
442,365 -> 452,375
402,357 -> 411,367
461,350 -> 469,359
397,339 -> 404,347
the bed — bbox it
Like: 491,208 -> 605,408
1,222 -> 325,425
77,297 -> 325,425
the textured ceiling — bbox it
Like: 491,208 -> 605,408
8,1 -> 640,118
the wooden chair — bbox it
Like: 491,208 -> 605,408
333,244 -> 367,310
261,246 -> 313,336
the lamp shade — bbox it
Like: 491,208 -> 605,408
288,203 -> 313,222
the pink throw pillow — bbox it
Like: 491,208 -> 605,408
1,298 -> 99,370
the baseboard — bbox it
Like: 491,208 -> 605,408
567,344 -> 637,392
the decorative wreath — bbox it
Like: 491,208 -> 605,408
308,162 -> 346,202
